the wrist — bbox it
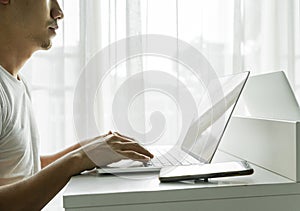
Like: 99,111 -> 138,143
67,150 -> 95,175
65,151 -> 85,176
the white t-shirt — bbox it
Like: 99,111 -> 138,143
0,66 -> 40,185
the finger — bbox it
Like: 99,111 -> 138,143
95,131 -> 112,139
116,150 -> 150,162
112,132 -> 134,143
111,133 -> 154,158
113,132 -> 136,142
80,132 -> 111,146
113,142 -> 154,158
110,133 -> 134,143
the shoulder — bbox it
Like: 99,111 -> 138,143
0,80 -> 7,135
0,69 -> 11,106
18,74 -> 32,100
0,78 -> 7,108
0,74 -> 12,122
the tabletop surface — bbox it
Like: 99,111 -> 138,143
63,150 -> 298,208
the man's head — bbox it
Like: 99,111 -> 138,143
0,0 -> 64,51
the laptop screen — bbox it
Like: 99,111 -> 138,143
181,72 -> 249,163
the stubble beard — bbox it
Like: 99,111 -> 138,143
26,32 -> 52,51
36,33 -> 52,50
41,39 -> 52,50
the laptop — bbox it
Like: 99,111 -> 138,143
97,71 -> 250,174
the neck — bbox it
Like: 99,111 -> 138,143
0,31 -> 37,78
0,44 -> 35,78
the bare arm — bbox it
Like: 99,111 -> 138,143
0,133 -> 153,210
40,143 -> 81,168
0,152 -> 82,211
41,134 -> 110,168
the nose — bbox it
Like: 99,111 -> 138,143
51,1 -> 64,20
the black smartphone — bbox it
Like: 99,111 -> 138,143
159,161 -> 254,182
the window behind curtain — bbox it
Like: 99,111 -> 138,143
20,0 -> 300,156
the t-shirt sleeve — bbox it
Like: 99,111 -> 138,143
0,111 -> 2,137
0,92 -> 3,136
0,85 -> 5,137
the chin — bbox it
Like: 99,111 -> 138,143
41,40 -> 52,50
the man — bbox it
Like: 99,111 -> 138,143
0,0 -> 153,210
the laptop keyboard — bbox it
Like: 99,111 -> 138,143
145,148 -> 200,167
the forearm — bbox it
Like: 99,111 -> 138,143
41,142 -> 81,168
0,152 -> 84,211
41,134 -> 110,168
0,132 -> 153,210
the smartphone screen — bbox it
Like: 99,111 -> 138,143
159,161 -> 254,182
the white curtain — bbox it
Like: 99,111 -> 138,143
18,0 -> 299,210
20,0 -> 299,155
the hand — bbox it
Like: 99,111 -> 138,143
78,131 -> 112,146
77,132 -> 154,170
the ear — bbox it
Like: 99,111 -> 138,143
0,0 -> 9,5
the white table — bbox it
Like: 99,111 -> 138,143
63,151 -> 300,211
